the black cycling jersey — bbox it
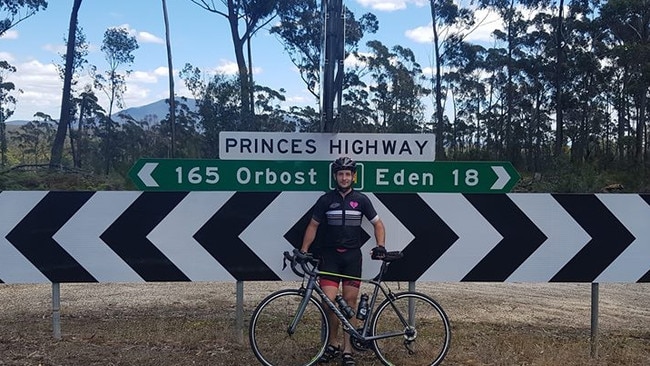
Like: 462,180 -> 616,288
311,189 -> 379,249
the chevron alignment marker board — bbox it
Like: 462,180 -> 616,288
1,191 -> 649,284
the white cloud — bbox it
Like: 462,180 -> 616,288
212,60 -> 261,76
0,52 -> 15,63
404,8 -> 503,45
138,31 -> 164,44
465,8 -> 502,43
43,43 -> 67,55
405,25 -> 433,43
355,0 -> 427,11
286,95 -> 313,104
130,70 -> 158,83
0,29 -> 19,40
344,53 -> 368,68
153,66 -> 170,76
8,60 -> 62,120
214,60 -> 239,75
108,24 -> 163,45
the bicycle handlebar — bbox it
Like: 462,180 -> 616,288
283,249 -> 319,278
283,248 -> 404,279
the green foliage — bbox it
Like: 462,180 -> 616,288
0,167 -> 130,190
0,0 -> 47,36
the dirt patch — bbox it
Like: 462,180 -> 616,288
1,282 -> 649,365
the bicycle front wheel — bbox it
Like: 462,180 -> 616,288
249,289 -> 329,366
371,292 -> 451,366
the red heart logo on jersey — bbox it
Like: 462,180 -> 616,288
350,201 -> 359,209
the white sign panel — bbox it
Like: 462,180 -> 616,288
219,132 -> 436,161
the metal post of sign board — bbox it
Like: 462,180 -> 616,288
408,282 -> 416,324
52,283 -> 61,340
236,281 -> 244,344
591,283 -> 599,358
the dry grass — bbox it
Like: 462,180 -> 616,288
1,282 -> 649,365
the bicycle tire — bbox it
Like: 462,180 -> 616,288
371,291 -> 451,366
249,289 -> 329,366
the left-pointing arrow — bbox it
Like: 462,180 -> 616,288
138,162 -> 159,187
491,165 -> 511,190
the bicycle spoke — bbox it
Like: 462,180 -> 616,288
249,290 -> 328,366
371,292 -> 451,366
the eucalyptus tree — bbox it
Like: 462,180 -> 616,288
73,87 -> 103,168
272,0 -> 378,131
599,0 -> 650,163
161,0 -> 176,157
444,41 -> 488,154
358,40 -> 430,133
92,26 -> 138,174
552,2 -> 612,164
0,60 -> 18,167
0,0 -> 48,167
190,0 -> 281,127
50,0 -> 84,169
180,63 -> 243,157
158,97 -> 204,158
272,1 -> 378,96
428,0 -> 473,158
11,112 -> 56,165
0,0 -> 47,36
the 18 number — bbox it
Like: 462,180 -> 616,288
452,169 -> 479,186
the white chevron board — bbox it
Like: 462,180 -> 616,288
1,191 -> 648,284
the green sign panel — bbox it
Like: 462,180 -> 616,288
129,159 -> 519,193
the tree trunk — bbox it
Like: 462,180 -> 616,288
227,0 -> 252,125
162,0 -> 175,158
430,0 -> 445,160
554,0 -> 564,157
50,0 -> 83,169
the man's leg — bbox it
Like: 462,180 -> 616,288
321,282 -> 341,348
341,282 -> 360,354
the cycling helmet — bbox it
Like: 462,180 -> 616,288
332,156 -> 356,173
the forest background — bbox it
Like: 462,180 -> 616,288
0,0 -> 649,193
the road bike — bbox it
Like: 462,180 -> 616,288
249,248 -> 451,366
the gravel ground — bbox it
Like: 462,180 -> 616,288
1,282 -> 649,365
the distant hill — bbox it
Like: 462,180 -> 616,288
4,98 -> 198,126
115,98 -> 197,123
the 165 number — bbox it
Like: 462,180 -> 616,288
175,167 -> 220,184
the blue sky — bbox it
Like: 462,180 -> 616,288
1,0 -> 499,122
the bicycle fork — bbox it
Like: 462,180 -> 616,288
287,282 -> 317,335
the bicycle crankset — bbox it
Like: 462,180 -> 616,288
351,329 -> 373,352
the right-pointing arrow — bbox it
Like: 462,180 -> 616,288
491,165 -> 510,190
138,162 -> 159,187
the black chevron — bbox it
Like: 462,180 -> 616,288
194,192 -> 281,281
375,193 -> 458,281
6,191 -> 96,282
551,194 -> 635,282
100,192 -> 190,281
462,194 -> 547,282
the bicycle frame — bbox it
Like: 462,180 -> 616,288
287,257 -> 413,345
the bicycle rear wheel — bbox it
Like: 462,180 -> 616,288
371,292 -> 451,366
249,289 -> 328,366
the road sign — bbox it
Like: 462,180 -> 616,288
219,131 -> 436,161
361,161 -> 519,193
129,159 -> 519,193
129,159 -> 328,191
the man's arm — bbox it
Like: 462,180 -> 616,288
301,218 -> 320,253
373,218 -> 386,248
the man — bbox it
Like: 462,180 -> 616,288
301,156 -> 386,366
